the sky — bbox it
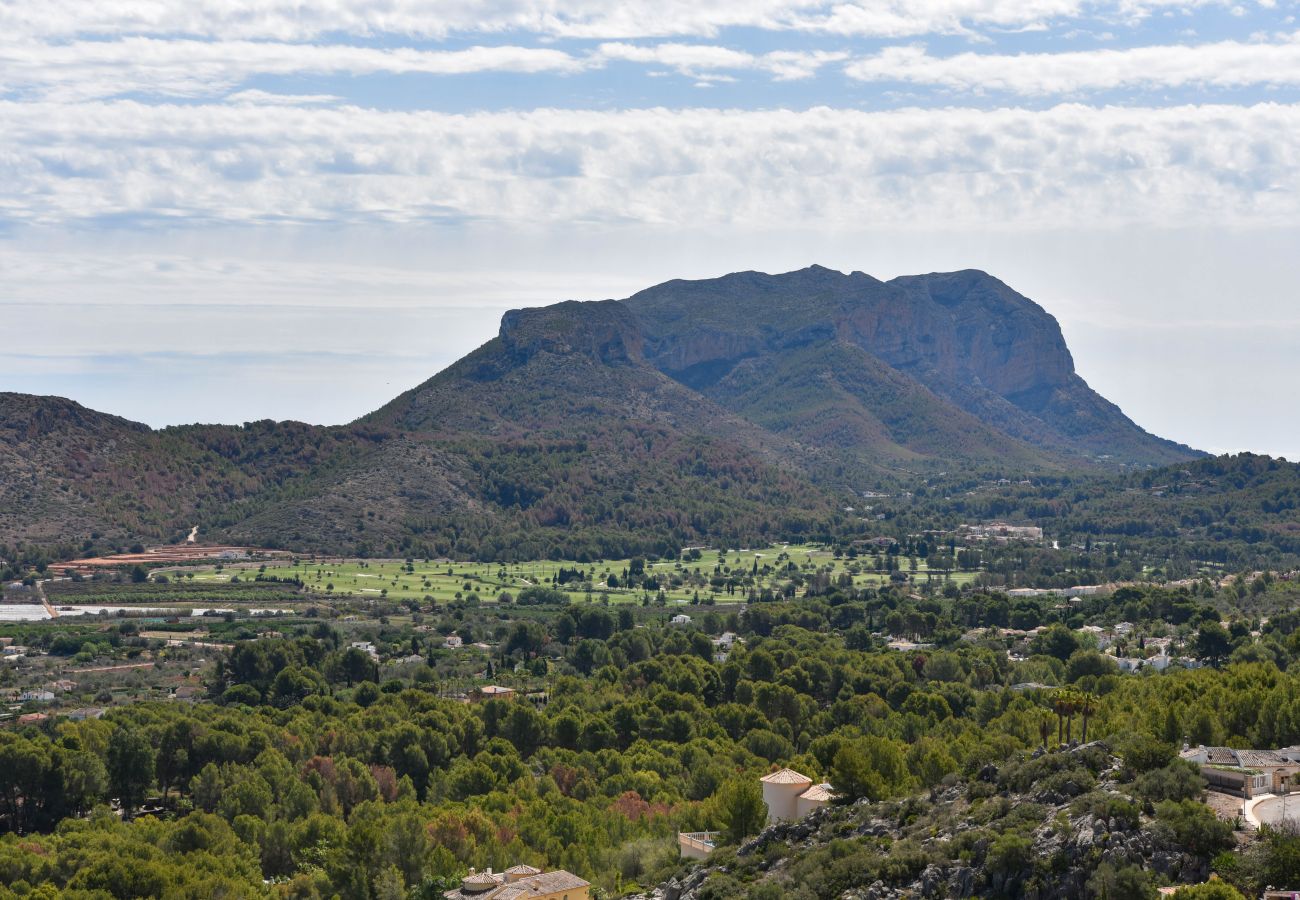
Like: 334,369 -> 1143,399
2,1 -> 1299,459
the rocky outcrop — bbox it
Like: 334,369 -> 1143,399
638,744 -> 1215,900
626,266 -> 1201,467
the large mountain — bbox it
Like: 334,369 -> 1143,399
1,266 -> 1201,560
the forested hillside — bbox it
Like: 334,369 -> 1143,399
7,577 -> 1300,898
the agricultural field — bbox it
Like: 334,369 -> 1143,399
174,542 -> 980,605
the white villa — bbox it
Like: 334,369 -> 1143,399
760,768 -> 834,823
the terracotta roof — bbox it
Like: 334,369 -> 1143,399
504,865 -> 542,876
476,870 -> 589,899
799,783 -> 834,802
445,869 -> 588,900
761,768 -> 812,785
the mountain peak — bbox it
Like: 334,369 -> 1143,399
499,299 -> 643,365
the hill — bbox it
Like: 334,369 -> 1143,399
2,266 -> 1208,561
645,743 -> 1222,900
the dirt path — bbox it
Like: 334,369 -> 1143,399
36,580 -> 58,618
70,662 -> 155,674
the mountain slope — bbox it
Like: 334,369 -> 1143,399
627,266 -> 1198,469
2,265 -> 1204,561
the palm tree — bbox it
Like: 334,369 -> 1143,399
1079,692 -> 1097,743
1053,692 -> 1069,746
1039,717 -> 1051,750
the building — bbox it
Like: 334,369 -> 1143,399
443,866 -> 589,899
471,685 -> 516,703
760,768 -> 834,823
19,690 -> 54,703
678,831 -> 719,860
796,782 -> 835,818
350,641 -> 379,660
712,632 -> 742,661
1182,746 -> 1300,797
670,614 -> 692,626
444,635 -> 464,649
959,522 -> 1044,543
65,707 -> 106,721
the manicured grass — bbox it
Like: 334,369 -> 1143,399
179,543 -> 980,605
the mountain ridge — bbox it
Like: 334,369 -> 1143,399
1,265 -> 1204,558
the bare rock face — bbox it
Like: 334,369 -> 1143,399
626,265 -> 1198,467
500,299 -> 644,366
856,269 -> 1075,400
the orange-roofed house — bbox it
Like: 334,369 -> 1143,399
760,768 -> 834,822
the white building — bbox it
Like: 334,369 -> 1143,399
760,768 -> 834,823
670,614 -> 692,626
350,641 -> 379,659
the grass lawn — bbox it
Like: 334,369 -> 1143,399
179,543 -> 981,605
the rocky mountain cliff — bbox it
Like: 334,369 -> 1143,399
2,266 -> 1203,559
627,266 -> 1195,469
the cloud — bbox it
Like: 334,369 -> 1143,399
226,90 -> 342,106
596,43 -> 847,80
0,39 -> 588,102
0,0 -> 1256,41
2,101 -> 1297,231
844,33 -> 1300,94
0,38 -> 850,102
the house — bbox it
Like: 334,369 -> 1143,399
19,690 -> 55,703
796,782 -> 835,818
670,614 -> 692,626
65,707 -> 106,721
678,831 -> 719,860
760,768 -> 834,823
48,679 -> 78,693
444,635 -> 464,649
442,866 -> 589,899
17,712 -> 49,726
712,632 -> 742,661
349,641 -> 379,660
471,685 -> 516,703
1182,746 -> 1300,797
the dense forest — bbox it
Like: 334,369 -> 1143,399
6,578 -> 1300,898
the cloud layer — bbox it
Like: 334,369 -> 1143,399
846,34 -> 1300,94
2,101 -> 1296,230
0,0 -> 1244,41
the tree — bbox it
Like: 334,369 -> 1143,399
1078,692 -> 1097,743
714,778 -> 766,844
1171,884 -> 1246,900
831,737 -> 912,802
1194,623 -> 1233,668
1085,862 -> 1156,899
107,726 -> 156,818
